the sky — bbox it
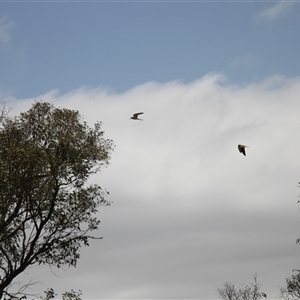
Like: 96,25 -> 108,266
1,1 -> 300,299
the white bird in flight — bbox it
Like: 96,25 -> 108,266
130,112 -> 144,121
238,144 -> 248,156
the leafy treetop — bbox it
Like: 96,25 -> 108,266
0,101 -> 114,299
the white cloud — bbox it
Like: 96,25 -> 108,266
5,74 -> 300,298
256,0 -> 295,23
0,15 -> 15,50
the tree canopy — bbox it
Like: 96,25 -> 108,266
216,274 -> 266,300
0,102 -> 114,299
280,269 -> 300,299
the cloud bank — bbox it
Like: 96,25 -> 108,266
4,73 -> 300,299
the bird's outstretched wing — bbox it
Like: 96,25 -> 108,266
133,112 -> 144,118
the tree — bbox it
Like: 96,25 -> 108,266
0,101 -> 114,299
277,183 -> 300,299
40,288 -> 82,300
61,289 -> 82,300
216,274 -> 266,300
279,269 -> 300,299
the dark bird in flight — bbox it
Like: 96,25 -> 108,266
238,144 -> 248,156
130,112 -> 144,120
261,292 -> 267,298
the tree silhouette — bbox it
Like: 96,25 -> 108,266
279,269 -> 300,299
216,274 -> 266,300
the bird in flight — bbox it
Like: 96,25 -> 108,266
130,112 -> 144,121
238,144 -> 248,156
261,292 -> 267,298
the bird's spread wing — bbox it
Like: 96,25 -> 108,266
133,112 -> 144,117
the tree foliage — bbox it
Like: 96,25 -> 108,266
0,102 -> 114,298
216,274 -> 266,300
279,269 -> 300,299
40,288 -> 82,300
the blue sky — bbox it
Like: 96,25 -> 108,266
1,1 -> 300,299
1,1 -> 300,97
